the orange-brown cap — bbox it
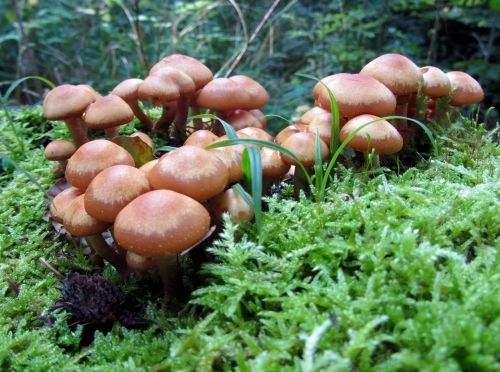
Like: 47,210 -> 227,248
227,110 -> 263,130
65,139 -> 135,189
44,140 -> 77,161
196,78 -> 251,111
138,159 -> 160,177
316,73 -> 397,117
138,75 -> 180,103
236,127 -> 273,143
209,187 -> 254,223
184,130 -> 219,147
150,54 -> 213,89
209,144 -> 245,183
281,132 -> 330,167
249,109 -> 266,127
420,66 -> 451,98
446,71 -> 484,106
84,95 -> 134,129
84,165 -> 151,222
126,251 -> 155,271
112,79 -> 143,101
229,75 -> 269,109
299,106 -> 329,125
360,53 -> 423,95
63,194 -> 111,237
130,132 -> 154,149
43,84 -> 95,120
150,66 -> 196,95
275,124 -> 308,145
49,186 -> 84,224
339,114 -> 403,155
149,145 -> 228,201
114,190 -> 211,256
261,147 -> 290,177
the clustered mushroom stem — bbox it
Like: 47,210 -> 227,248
128,100 -> 154,129
293,166 -> 312,200
153,104 -> 176,132
65,117 -> 89,147
104,127 -> 119,139
173,96 -> 189,135
189,96 -> 203,129
155,254 -> 184,302
85,234 -> 129,278
394,95 -> 415,145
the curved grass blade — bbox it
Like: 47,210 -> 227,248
156,145 -> 178,153
242,147 -> 263,231
313,128 -> 324,201
191,113 -> 237,139
234,183 -> 254,209
264,114 -> 293,125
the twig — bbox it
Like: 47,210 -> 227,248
5,277 -> 20,296
133,0 -> 150,72
224,0 -> 281,77
38,257 -> 64,280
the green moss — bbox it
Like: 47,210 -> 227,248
0,107 -> 498,371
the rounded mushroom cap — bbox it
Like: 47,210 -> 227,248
150,66 -> 196,95
227,110 -> 264,131
84,165 -> 151,222
130,132 -> 154,149
249,109 -> 267,127
446,71 -> 484,106
299,106 -> 330,125
114,190 -> 211,257
112,79 -> 143,101
138,75 -> 180,103
229,75 -> 269,109
339,114 -> 403,155
138,159 -> 160,177
78,85 -> 101,100
84,95 -> 134,129
307,113 -> 335,145
150,54 -> 213,89
184,130 -> 219,147
63,194 -> 111,237
420,66 -> 451,98
65,139 -> 135,189
261,147 -> 290,177
209,145 -> 245,183
50,186 -> 84,224
196,78 -> 251,111
317,73 -> 397,117
209,187 -> 254,223
149,145 -> 229,201
236,127 -> 274,143
281,132 -> 330,167
360,53 -> 423,95
275,124 -> 308,145
44,140 -> 77,161
43,84 -> 95,120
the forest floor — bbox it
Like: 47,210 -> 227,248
0,107 -> 499,371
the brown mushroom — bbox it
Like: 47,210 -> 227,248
44,140 -> 77,176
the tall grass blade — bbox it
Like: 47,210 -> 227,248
241,147 -> 263,231
191,114 -> 238,139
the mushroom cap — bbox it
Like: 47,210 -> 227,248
227,110 -> 263,130
312,76 -> 338,101
138,75 -> 180,103
420,66 -> 451,98
77,85 -> 101,100
44,140 -> 77,161
249,109 -> 267,127
126,251 -> 155,271
209,187 -> 254,223
236,127 -> 274,143
50,186 -> 84,224
275,124 -> 308,145
184,130 -> 219,147
261,147 -> 290,177
360,53 -> 423,95
229,75 -> 270,109
209,145 -> 244,183
149,54 -> 213,89
446,71 -> 484,106
281,132 -> 330,167
307,113 -> 335,145
114,190 -> 211,257
339,114 -> 403,155
63,194 -> 111,237
316,73 -> 397,117
299,106 -> 330,125
65,139 -> 135,189
138,159 -> 160,177
43,84 -> 95,120
149,145 -> 229,201
150,66 -> 196,95
84,95 -> 134,129
84,165 -> 151,222
112,79 -> 143,101
196,78 -> 251,111
130,132 -> 154,149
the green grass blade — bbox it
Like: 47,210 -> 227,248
242,147 -> 263,231
205,138 -> 312,185
2,76 -> 56,103
191,114 -> 237,140
313,128 -> 324,200
156,145 -> 178,153
264,114 -> 293,125
233,183 -> 254,209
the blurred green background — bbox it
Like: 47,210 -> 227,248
1,0 -> 498,119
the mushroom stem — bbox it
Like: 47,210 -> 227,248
65,117 -> 89,147
153,103 -> 176,132
155,254 -> 184,302
189,96 -> 203,129
128,100 -> 153,129
85,234 -> 128,278
173,96 -> 189,136
394,95 -> 415,145
104,127 -> 119,139
293,166 -> 312,199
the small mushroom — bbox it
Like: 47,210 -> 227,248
112,78 -> 154,128
84,94 -> 134,138
209,187 -> 254,223
44,140 -> 77,176
446,71 -> 484,107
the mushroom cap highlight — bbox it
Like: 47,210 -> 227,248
65,139 -> 135,189
84,165 -> 151,222
149,145 -> 229,201
43,84 -> 95,120
150,54 -> 213,89
420,66 -> 451,98
360,53 -> 423,95
114,189 -> 211,257
339,114 -> 403,155
229,75 -> 269,109
446,71 -> 484,106
196,78 -> 251,111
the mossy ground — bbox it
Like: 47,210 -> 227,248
0,107 -> 499,371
